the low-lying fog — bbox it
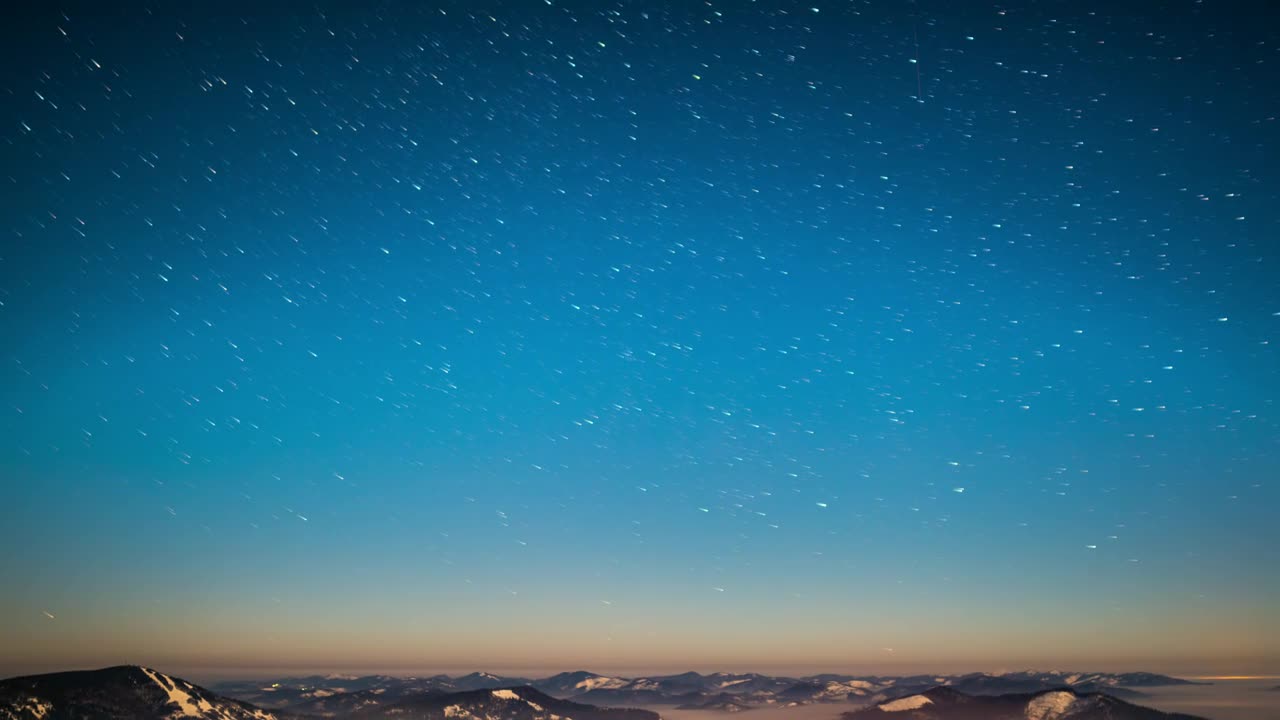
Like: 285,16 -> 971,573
657,704 -> 855,720
651,680 -> 1280,720
1138,680 -> 1280,720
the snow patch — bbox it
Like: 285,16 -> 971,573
491,689 -> 545,712
630,680 -> 660,691
141,667 -> 212,718
574,676 -> 627,691
844,680 -> 874,690
880,695 -> 933,712
810,681 -> 874,698
1025,691 -> 1078,720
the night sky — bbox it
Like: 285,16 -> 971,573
1,0 -> 1277,679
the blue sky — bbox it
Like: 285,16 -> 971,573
1,0 -> 1277,678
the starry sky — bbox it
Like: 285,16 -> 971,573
1,0 -> 1278,680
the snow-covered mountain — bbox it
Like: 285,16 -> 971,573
207,668 -> 1204,713
702,674 -> 801,695
209,672 -> 532,711
521,669 -> 1193,708
340,686 -> 659,720
570,672 -> 802,706
842,687 -> 1208,720
451,674 -> 534,692
279,686 -> 452,717
778,679 -> 883,703
211,675 -> 455,710
278,682 -> 668,719
532,672 -> 630,696
0,666 -> 1216,719
987,671 -> 1201,690
0,669 -> 663,720
0,666 -> 286,720
861,674 -> 1142,702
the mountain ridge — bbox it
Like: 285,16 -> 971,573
0,665 -> 288,720
204,667 -> 1203,711
0,665 -> 1215,720
842,686 -> 1209,720
0,668 -> 658,720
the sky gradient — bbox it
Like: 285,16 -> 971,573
1,0 -> 1278,680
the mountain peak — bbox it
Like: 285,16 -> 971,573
878,693 -> 935,712
1025,689 -> 1083,720
0,665 -> 283,720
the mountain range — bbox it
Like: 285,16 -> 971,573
210,668 -> 1202,712
842,686 -> 1207,719
0,667 -> 660,720
0,666 -> 1209,720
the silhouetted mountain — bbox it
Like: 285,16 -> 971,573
452,673 -> 534,691
843,686 -> 1208,720
346,686 -> 660,720
0,665 -> 288,720
701,673 -> 800,695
